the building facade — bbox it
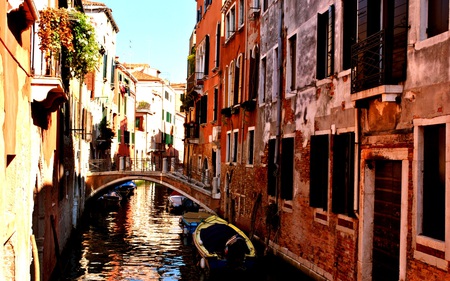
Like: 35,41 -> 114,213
189,0 -> 450,280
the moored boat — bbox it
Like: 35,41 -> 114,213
98,190 -> 122,209
179,211 -> 212,237
193,215 -> 257,273
114,181 -> 136,198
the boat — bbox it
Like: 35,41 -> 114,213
114,181 -> 136,198
179,211 -> 212,237
167,193 -> 186,214
193,215 -> 257,273
167,190 -> 200,214
98,190 -> 122,209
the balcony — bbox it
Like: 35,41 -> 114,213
184,122 -> 199,142
31,30 -> 66,112
350,29 -> 407,104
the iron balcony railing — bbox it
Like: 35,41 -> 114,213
351,30 -> 386,94
351,27 -> 407,94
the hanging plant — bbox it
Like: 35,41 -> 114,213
38,8 -> 100,80
66,10 -> 101,80
37,8 -> 73,56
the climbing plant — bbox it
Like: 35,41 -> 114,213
38,8 -> 100,80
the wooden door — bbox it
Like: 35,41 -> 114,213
373,160 -> 401,281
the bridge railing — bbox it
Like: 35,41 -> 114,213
88,157 -> 217,194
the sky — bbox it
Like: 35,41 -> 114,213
101,0 -> 197,83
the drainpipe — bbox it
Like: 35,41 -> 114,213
353,108 -> 360,215
274,0 -> 284,203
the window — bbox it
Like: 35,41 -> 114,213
213,88 -> 218,121
332,132 -> 355,216
239,0 -> 245,27
259,56 -> 266,104
124,130 -> 130,144
352,0 -> 408,92
310,134 -> 329,210
232,130 -> 239,162
316,5 -> 335,80
215,22 -> 221,68
103,54 -> 108,79
227,61 -> 235,107
288,34 -> 297,91
197,6 -> 202,23
342,0 -> 357,70
165,91 -> 169,100
201,95 -> 208,124
263,0 -> 268,13
226,131 -> 231,162
427,0 -> 449,37
249,46 -> 260,100
226,5 -> 236,39
196,36 -> 210,79
420,124 -> 445,240
267,139 -> 276,196
272,47 -> 278,101
165,112 -> 172,123
234,54 -> 243,105
247,128 -> 255,165
281,137 -> 294,200
136,116 -> 144,131
195,95 -> 208,124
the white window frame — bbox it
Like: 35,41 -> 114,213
238,0 -> 245,28
272,46 -> 279,102
226,131 -> 232,163
225,4 -> 236,40
232,129 -> 239,163
413,116 -> 450,270
259,55 -> 266,105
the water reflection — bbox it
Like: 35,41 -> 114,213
54,182 -> 197,280
53,182 -> 314,281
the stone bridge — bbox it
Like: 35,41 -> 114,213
85,170 -> 220,214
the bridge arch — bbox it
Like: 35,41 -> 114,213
86,172 -> 218,214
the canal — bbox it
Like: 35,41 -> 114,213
50,181 -> 315,281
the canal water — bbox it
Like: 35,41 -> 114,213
51,181 -> 315,281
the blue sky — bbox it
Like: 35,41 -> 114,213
102,0 -> 197,83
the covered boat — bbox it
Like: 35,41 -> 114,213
179,211 -> 212,237
193,215 -> 257,273
114,180 -> 136,198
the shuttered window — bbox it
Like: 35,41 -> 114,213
343,0 -> 357,70
332,133 -> 355,216
268,139 -> 276,196
281,138 -> 294,200
316,5 -> 334,80
310,135 -> 329,209
427,0 -> 449,37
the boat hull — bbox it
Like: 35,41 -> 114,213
193,215 -> 257,272
179,211 -> 212,236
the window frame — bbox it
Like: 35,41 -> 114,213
309,134 -> 330,210
232,129 -> 239,163
247,127 -> 255,166
287,33 -> 297,92
413,117 -> 450,269
316,5 -> 335,80
225,4 -> 236,40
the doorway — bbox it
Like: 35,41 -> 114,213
372,160 -> 401,281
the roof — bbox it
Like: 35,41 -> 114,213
82,0 -> 119,33
132,70 -> 161,82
